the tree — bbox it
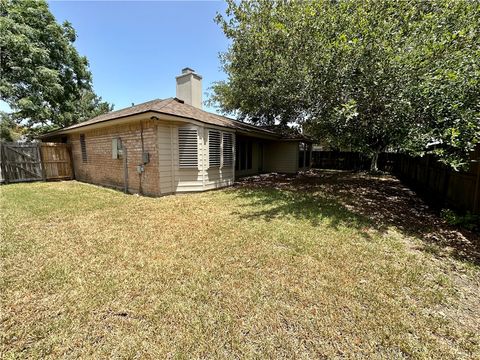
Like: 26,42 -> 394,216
0,111 -> 15,141
210,1 -> 309,125
0,0 -> 112,135
0,111 -> 23,141
409,1 -> 480,169
212,0 -> 480,170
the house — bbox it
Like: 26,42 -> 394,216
41,68 -> 312,196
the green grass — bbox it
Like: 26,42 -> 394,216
1,179 -> 479,358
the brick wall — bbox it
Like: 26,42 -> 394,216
69,120 -> 160,196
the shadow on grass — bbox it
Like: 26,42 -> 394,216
232,171 -> 480,266
231,186 -> 375,241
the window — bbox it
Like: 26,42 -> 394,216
235,141 -> 240,170
246,141 -> 252,169
112,138 -> 123,159
235,138 -> 253,171
178,127 -> 198,168
222,133 -> 233,167
299,142 -> 311,168
208,130 -> 221,167
80,134 -> 87,163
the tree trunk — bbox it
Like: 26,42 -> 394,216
370,151 -> 379,172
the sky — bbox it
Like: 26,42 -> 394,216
1,1 -> 230,114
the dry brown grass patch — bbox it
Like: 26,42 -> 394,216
1,176 -> 479,358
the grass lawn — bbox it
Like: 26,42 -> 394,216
1,172 -> 479,358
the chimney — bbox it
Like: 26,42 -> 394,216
176,67 -> 202,109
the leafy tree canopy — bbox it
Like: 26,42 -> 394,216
0,0 -> 112,136
0,111 -> 24,141
212,0 -> 480,170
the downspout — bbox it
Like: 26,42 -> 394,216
123,146 -> 128,193
139,121 -> 145,195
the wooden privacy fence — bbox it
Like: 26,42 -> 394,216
311,150 -> 480,214
0,142 -> 73,184
311,151 -> 400,171
393,153 -> 480,215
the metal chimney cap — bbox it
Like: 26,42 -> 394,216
182,67 -> 195,74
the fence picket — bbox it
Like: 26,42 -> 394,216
0,142 -> 73,183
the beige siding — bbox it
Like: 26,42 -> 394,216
203,168 -> 235,190
265,141 -> 299,174
157,123 -> 235,194
157,124 -> 175,194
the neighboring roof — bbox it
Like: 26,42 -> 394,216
259,124 -> 314,142
40,98 -> 311,141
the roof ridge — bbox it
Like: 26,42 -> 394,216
85,98 -> 166,123
174,100 -> 277,134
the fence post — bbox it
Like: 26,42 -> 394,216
474,160 -> 480,214
441,165 -> 450,209
67,144 -> 74,180
38,143 -> 47,181
0,143 -> 8,184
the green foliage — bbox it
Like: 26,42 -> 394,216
213,0 -> 480,170
441,209 -> 479,232
0,112 -> 14,141
0,111 -> 23,141
0,0 -> 112,135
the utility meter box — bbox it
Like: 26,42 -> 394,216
142,152 -> 150,164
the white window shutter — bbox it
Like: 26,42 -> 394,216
209,130 -> 221,168
222,133 -> 233,167
178,127 -> 198,168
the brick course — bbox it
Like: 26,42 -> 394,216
69,120 -> 160,196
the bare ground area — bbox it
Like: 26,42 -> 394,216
1,171 -> 479,358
